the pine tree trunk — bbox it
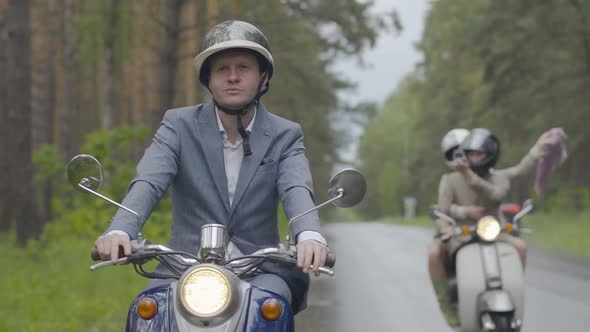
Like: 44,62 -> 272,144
60,0 -> 78,160
5,0 -> 38,245
42,0 -> 57,226
0,2 -> 11,232
103,0 -> 121,132
152,0 -> 184,132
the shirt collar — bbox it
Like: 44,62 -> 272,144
215,106 -> 257,136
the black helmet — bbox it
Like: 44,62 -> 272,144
194,20 -> 274,92
460,128 -> 501,176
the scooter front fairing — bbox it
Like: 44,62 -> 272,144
126,284 -> 294,332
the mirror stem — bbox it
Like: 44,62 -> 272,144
285,188 -> 343,245
78,179 -> 143,238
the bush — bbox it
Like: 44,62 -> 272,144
33,126 -> 172,243
537,186 -> 590,212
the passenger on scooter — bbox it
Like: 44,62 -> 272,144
428,128 -> 551,326
93,20 -> 329,313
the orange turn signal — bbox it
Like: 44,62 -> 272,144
260,298 -> 282,321
461,226 -> 470,235
505,223 -> 513,233
137,297 -> 158,320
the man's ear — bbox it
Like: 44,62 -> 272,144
260,72 -> 269,89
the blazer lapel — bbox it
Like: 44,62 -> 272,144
229,105 -> 273,219
195,102 -> 231,213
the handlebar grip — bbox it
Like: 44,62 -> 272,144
324,253 -> 336,268
91,247 -> 100,261
90,246 -> 125,261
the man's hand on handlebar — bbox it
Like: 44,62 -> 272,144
296,239 -> 329,277
94,233 -> 132,263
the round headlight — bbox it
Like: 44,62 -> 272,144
476,216 -> 501,241
179,266 -> 231,317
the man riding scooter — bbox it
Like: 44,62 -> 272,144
427,128 -> 552,327
93,20 -> 330,319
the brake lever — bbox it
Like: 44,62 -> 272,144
309,265 -> 335,276
439,233 -> 452,242
268,254 -> 336,276
90,257 -> 128,271
89,246 -> 163,271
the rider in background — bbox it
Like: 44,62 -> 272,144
428,128 -> 551,326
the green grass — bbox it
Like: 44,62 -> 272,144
525,212 -> 590,257
0,234 -> 146,332
381,212 -> 590,258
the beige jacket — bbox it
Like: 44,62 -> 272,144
438,146 -> 542,225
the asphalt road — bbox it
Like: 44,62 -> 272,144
295,222 -> 590,331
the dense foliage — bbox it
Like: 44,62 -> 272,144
1,0 -> 395,243
357,0 -> 590,217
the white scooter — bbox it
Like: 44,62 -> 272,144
431,201 -> 534,332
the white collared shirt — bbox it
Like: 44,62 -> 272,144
215,107 -> 255,207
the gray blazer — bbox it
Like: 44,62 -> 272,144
106,102 -> 322,312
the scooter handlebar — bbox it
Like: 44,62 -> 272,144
325,253 -> 336,268
91,247 -> 99,261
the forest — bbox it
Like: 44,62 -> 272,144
2,1 -> 588,330
357,0 -> 590,218
1,0 -> 394,245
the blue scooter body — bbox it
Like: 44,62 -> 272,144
126,284 -> 294,332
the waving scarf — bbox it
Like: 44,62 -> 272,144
534,128 -> 568,197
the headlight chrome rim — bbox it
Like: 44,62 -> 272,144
476,216 -> 501,241
178,266 -> 232,318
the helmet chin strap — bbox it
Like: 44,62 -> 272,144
215,100 -> 254,156
211,72 -> 268,156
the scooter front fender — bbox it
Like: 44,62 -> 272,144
478,290 -> 514,313
456,242 -> 524,332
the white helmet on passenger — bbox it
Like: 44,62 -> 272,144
441,128 -> 470,168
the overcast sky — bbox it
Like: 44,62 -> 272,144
331,0 -> 430,163
333,0 -> 430,105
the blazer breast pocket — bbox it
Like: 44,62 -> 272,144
257,157 -> 276,174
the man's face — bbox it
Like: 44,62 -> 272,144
208,50 -> 266,110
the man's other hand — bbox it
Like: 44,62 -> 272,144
296,239 -> 329,276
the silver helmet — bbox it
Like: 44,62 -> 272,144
460,128 -> 501,176
193,21 -> 274,157
194,20 -> 274,90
